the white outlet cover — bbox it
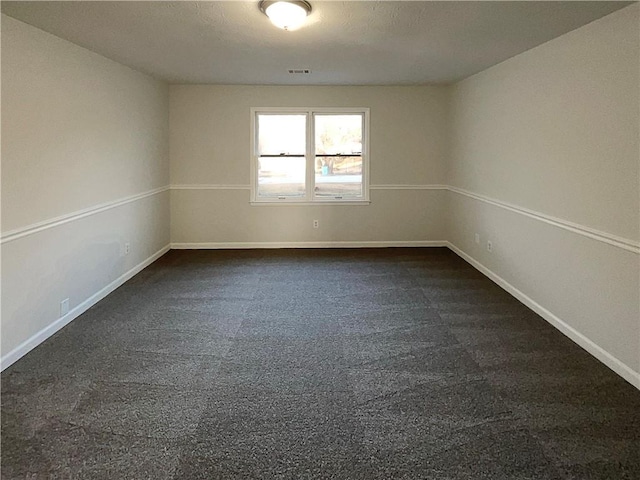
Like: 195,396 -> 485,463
60,298 -> 70,316
487,241 -> 493,252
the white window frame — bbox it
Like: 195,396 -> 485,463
250,107 -> 370,205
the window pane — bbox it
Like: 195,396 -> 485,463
257,114 -> 307,198
314,115 -> 363,198
257,156 -> 306,198
258,114 -> 306,155
314,156 -> 362,198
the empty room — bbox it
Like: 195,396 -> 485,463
1,1 -> 639,478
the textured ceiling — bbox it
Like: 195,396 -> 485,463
1,1 -> 632,85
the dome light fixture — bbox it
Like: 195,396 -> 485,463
259,1 -> 312,31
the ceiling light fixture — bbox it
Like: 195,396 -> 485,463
259,1 -> 312,31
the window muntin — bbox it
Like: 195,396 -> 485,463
251,108 -> 369,204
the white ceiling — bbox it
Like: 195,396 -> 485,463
1,1 -> 632,85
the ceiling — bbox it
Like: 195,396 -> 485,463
1,1 -> 633,85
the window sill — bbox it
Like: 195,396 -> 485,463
250,200 -> 370,206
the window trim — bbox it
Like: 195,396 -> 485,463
250,107 -> 370,205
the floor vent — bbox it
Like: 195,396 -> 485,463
288,69 -> 311,74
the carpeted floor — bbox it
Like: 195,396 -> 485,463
2,248 -> 639,479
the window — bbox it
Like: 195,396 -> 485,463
251,108 -> 369,204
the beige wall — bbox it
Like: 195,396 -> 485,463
448,4 -> 640,384
1,15 -> 170,364
448,5 -> 639,241
171,189 -> 445,246
170,85 -> 449,245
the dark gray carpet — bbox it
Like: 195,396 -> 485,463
2,248 -> 639,479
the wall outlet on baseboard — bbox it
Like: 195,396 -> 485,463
313,220 -> 319,229
124,242 -> 130,255
487,240 -> 493,253
60,298 -> 69,317
474,233 -> 480,244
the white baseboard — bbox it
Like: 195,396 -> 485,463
446,241 -> 640,390
171,241 -> 447,249
0,244 -> 171,371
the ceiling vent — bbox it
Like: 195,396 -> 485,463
288,69 -> 311,74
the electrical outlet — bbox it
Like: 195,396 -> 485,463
474,233 -> 480,244
60,298 -> 69,317
125,242 -> 130,255
487,240 -> 493,253
313,220 -> 319,229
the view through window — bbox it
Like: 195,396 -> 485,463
314,114 -> 363,199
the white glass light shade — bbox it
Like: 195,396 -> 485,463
264,1 -> 309,30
